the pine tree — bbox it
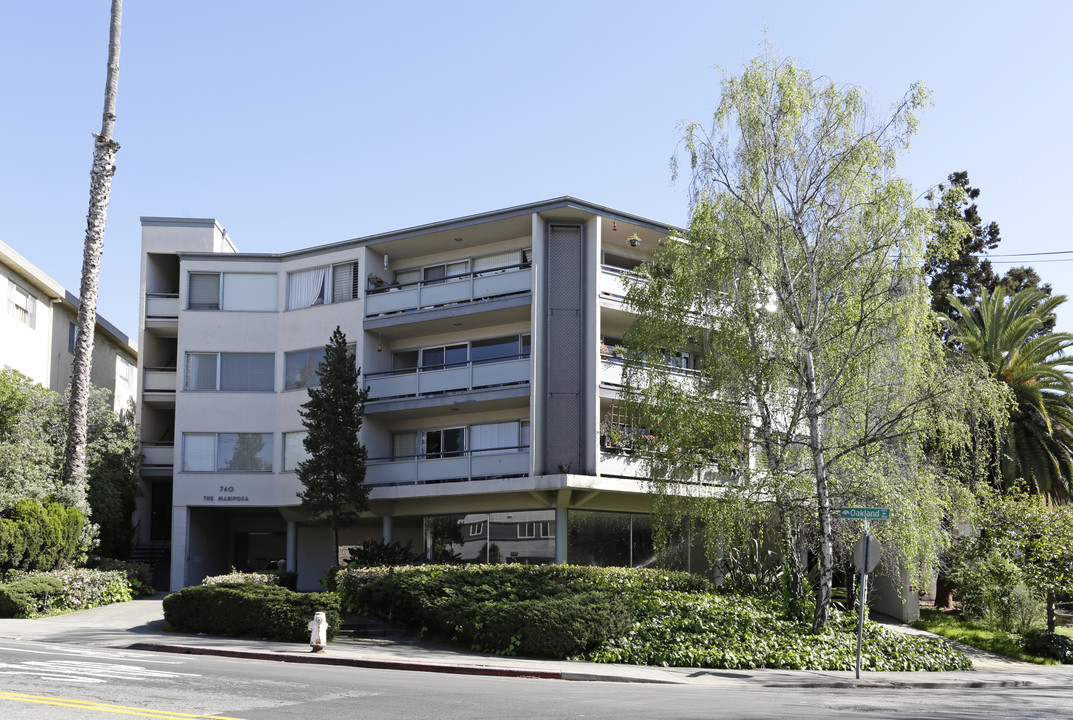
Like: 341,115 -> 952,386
296,327 -> 369,562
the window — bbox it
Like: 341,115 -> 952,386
422,261 -> 468,285
284,344 -> 356,390
469,521 -> 485,537
423,427 -> 465,459
473,248 -> 531,275
421,344 -> 467,371
285,262 -> 360,310
68,322 -> 77,353
392,431 -> 417,461
181,432 -> 273,472
470,421 -> 521,456
471,334 -> 529,364
7,282 -> 35,328
518,521 -> 551,539
282,431 -> 308,472
185,352 -> 274,391
332,261 -> 359,303
114,356 -> 135,411
188,272 -> 277,311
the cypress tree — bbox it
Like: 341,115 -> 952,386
296,327 -> 369,561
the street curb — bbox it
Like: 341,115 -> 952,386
128,643 -> 566,681
124,643 -> 1038,689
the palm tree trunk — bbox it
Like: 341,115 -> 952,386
62,0 -> 123,513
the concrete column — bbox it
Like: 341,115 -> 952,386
555,506 -> 568,564
170,505 -> 188,592
382,515 -> 394,544
286,520 -> 297,573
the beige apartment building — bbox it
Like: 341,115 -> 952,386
136,198 -> 733,592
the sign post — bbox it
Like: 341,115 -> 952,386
841,507 -> 889,680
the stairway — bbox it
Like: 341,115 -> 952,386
338,613 -> 408,641
129,541 -> 171,590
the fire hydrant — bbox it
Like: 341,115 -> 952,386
307,611 -> 329,653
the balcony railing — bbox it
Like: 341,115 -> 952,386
599,355 -> 702,390
599,448 -> 729,485
366,354 -> 530,400
366,263 -> 531,317
366,446 -> 530,486
143,367 -> 177,392
145,293 -> 180,318
598,265 -> 643,301
141,442 -> 174,467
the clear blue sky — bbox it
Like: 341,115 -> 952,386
2,1 -> 1070,340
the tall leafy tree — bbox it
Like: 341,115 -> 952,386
947,288 -> 1073,501
626,50 -> 990,629
63,0 -> 123,512
296,327 -> 370,560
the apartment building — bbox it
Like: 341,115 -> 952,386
137,198 -> 724,591
0,239 -> 137,411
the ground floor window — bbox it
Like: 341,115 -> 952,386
424,510 -> 555,564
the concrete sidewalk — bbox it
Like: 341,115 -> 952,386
1,594 -> 1071,689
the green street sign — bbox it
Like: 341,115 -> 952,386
840,507 -> 890,520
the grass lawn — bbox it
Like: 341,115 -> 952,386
911,609 -> 1057,665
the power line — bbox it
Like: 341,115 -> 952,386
984,250 -> 1073,258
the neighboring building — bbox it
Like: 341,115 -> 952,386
0,239 -> 138,412
137,199 -> 725,592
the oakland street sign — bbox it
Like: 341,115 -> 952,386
840,507 -> 889,520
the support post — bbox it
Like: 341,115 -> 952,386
286,520 -> 297,573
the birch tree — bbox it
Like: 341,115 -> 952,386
62,0 -> 123,513
624,51 -> 995,628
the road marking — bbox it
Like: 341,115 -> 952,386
0,644 -> 187,664
0,659 -> 202,683
0,690 -> 246,719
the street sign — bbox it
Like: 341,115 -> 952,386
853,533 -> 881,574
840,507 -> 889,520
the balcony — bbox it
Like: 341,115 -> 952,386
366,448 -> 530,486
366,264 -> 531,317
142,367 -> 177,406
145,293 -> 179,318
366,355 -> 530,401
141,442 -> 174,473
599,449 -> 728,485
598,265 -> 642,302
599,355 -> 702,392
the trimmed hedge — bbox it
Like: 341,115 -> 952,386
0,499 -> 84,572
341,564 -> 702,658
163,583 -> 340,643
0,576 -> 65,617
201,570 -> 297,591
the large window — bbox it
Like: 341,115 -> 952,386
282,431 -> 308,472
186,352 -> 274,391
7,281 -> 35,328
182,432 -> 273,472
391,334 -> 530,371
391,420 -> 528,460
284,344 -> 355,390
285,261 -> 359,310
188,272 -> 277,312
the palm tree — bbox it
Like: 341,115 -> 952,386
62,0 -> 123,512
947,288 -> 1073,501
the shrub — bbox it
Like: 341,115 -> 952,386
0,500 -> 84,572
202,571 -> 280,587
163,583 -> 341,643
1023,629 -> 1073,663
2,569 -> 134,613
85,557 -> 155,597
951,547 -> 1042,633
0,576 -> 65,617
344,564 -> 704,657
346,539 -> 424,567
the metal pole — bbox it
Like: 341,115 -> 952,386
855,520 -> 870,680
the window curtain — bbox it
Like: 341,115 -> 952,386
222,273 -> 277,311
188,273 -> 220,310
186,353 -> 218,390
220,353 -> 274,391
393,432 -> 417,461
470,421 -> 518,455
182,434 -> 215,471
283,431 -> 308,471
286,267 -> 327,309
473,251 -> 519,275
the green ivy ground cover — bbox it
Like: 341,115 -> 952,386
584,591 -> 971,671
